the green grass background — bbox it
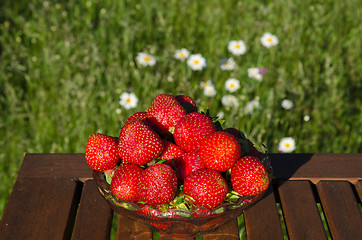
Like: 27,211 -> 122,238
0,0 -> 361,226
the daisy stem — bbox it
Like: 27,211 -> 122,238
257,50 -> 264,67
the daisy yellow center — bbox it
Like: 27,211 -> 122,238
180,53 -> 184,57
126,98 -> 131,103
235,44 -> 240,49
144,56 -> 150,62
285,143 -> 290,148
194,60 -> 199,65
267,38 -> 273,42
225,61 -> 229,65
230,83 -> 235,88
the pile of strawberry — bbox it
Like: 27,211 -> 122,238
86,93 -> 270,215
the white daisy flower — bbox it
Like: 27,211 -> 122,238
200,80 -> 214,89
245,99 -> 261,114
228,40 -> 247,56
221,95 -> 239,107
260,32 -> 279,48
247,68 -> 263,82
203,85 -> 217,97
220,57 -> 236,71
225,78 -> 240,93
187,54 -> 207,71
278,137 -> 296,153
281,99 -> 294,110
136,52 -> 156,66
174,48 -> 190,61
119,92 -> 138,109
304,115 -> 310,122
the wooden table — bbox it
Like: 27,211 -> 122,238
1,153 -> 362,240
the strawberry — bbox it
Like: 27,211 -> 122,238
158,140 -> 185,166
175,94 -> 198,113
146,94 -> 186,134
85,133 -> 120,171
137,164 -> 178,205
199,131 -> 241,172
110,163 -> 143,202
183,168 -> 228,209
231,156 -> 270,196
173,112 -> 216,152
125,112 -> 148,125
176,151 -> 205,182
118,119 -> 163,165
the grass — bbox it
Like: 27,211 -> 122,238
0,0 -> 361,226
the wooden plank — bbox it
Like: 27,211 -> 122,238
278,181 -> 327,240
355,180 -> 362,202
270,153 -> 362,184
16,153 -> 362,183
316,181 -> 362,240
0,178 -> 80,240
116,214 -> 153,240
17,153 -> 92,180
244,185 -> 284,240
203,218 -> 239,240
72,180 -> 113,240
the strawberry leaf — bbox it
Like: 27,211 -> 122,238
104,172 -> 112,185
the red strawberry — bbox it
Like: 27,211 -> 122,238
125,112 -> 148,125
146,94 -> 186,134
85,133 -> 120,171
183,168 -> 228,209
175,95 -> 198,113
176,151 -> 205,182
199,131 -> 241,171
231,156 -> 270,196
137,164 -> 178,205
173,112 -> 216,152
118,119 -> 163,165
158,140 -> 185,166
110,163 -> 143,202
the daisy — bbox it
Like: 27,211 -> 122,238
221,95 -> 238,107
247,68 -> 263,82
136,52 -> 156,66
278,137 -> 296,153
245,99 -> 261,114
187,54 -> 207,71
174,48 -> 190,61
220,57 -> 236,71
203,85 -> 217,97
119,92 -> 138,109
281,99 -> 294,110
260,32 -> 279,48
200,80 -> 214,89
225,78 -> 240,93
228,40 -> 247,56
304,115 -> 310,122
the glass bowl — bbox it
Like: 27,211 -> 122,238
93,161 -> 271,238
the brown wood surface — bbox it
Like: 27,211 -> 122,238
270,153 -> 362,184
203,218 -> 240,240
355,180 -> 362,202
244,185 -> 284,240
316,181 -> 362,240
0,178 -> 80,240
15,153 -> 362,183
72,180 -> 113,240
16,153 -> 92,180
278,180 -> 327,240
116,214 -> 153,240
